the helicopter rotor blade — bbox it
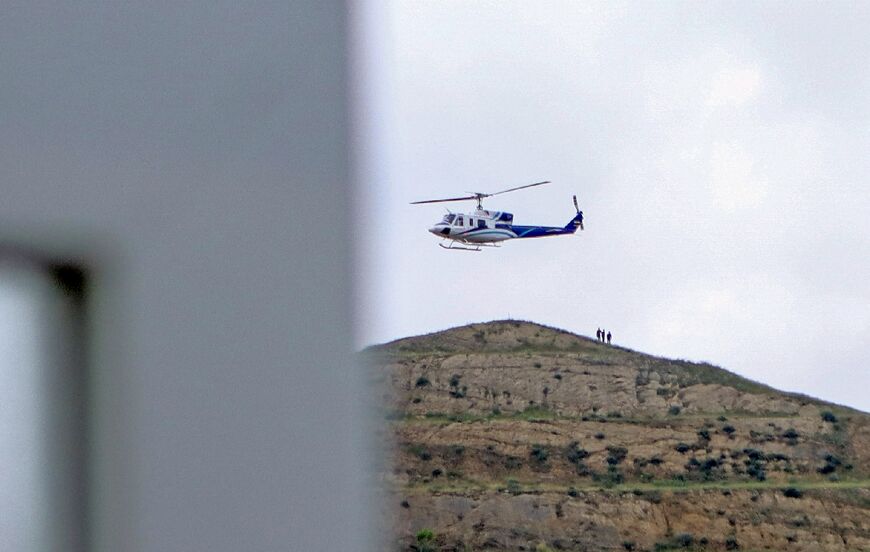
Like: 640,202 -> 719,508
485,180 -> 550,198
410,195 -> 479,205
410,180 -> 550,205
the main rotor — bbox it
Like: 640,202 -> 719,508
411,180 -> 550,210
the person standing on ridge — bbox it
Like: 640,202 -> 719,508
596,328 -> 602,341
606,331 -> 612,344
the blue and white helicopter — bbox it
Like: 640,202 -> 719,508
411,181 -> 583,251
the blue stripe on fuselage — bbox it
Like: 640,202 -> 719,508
500,225 -> 571,238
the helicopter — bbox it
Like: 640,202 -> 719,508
411,181 -> 583,251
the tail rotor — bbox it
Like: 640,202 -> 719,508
573,195 -> 584,231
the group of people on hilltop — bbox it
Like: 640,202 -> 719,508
596,327 -> 612,344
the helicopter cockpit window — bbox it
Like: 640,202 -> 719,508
454,216 -> 464,226
442,214 -> 455,224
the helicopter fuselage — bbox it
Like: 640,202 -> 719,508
428,208 -> 582,245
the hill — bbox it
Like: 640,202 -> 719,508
365,320 -> 870,552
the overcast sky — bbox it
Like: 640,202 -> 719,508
355,1 -> 870,412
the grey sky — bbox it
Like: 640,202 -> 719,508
356,1 -> 870,412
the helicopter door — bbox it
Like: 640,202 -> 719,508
454,216 -> 464,226
477,219 -> 486,229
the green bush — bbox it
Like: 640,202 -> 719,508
504,456 -> 523,470
415,528 -> 435,552
409,445 -> 432,461
606,446 -> 628,465
783,487 -> 803,498
821,411 -> 838,423
530,444 -> 550,464
783,428 -> 799,438
565,441 -> 589,464
668,405 -> 682,416
415,376 -> 430,388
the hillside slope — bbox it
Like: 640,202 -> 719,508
366,321 -> 870,552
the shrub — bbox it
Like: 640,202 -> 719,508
553,373 -> 562,380
411,397 -> 422,404
565,441 -> 589,464
743,448 -> 764,461
783,487 -> 803,498
674,533 -> 694,548
506,478 -> 522,495
821,411 -> 838,423
567,487 -> 579,497
722,425 -> 736,435
504,456 -> 523,470
594,466 -> 624,487
783,428 -> 799,438
725,536 -> 740,550
606,446 -> 628,465
717,415 -> 728,421
400,499 -> 410,508
746,463 -> 766,481
410,445 -> 432,461
824,453 -> 842,466
697,429 -> 711,441
530,444 -> 550,464
448,374 -> 461,387
415,376 -> 430,388
594,432 -> 606,440
675,442 -> 691,454
622,541 -> 636,551
668,405 -> 682,416
534,362 -> 542,368
415,528 -> 436,552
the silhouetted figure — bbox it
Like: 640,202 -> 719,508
596,328 -> 602,341
606,331 -> 612,344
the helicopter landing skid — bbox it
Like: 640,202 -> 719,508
439,241 -> 499,252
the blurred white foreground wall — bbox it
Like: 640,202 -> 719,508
0,2 -> 370,551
